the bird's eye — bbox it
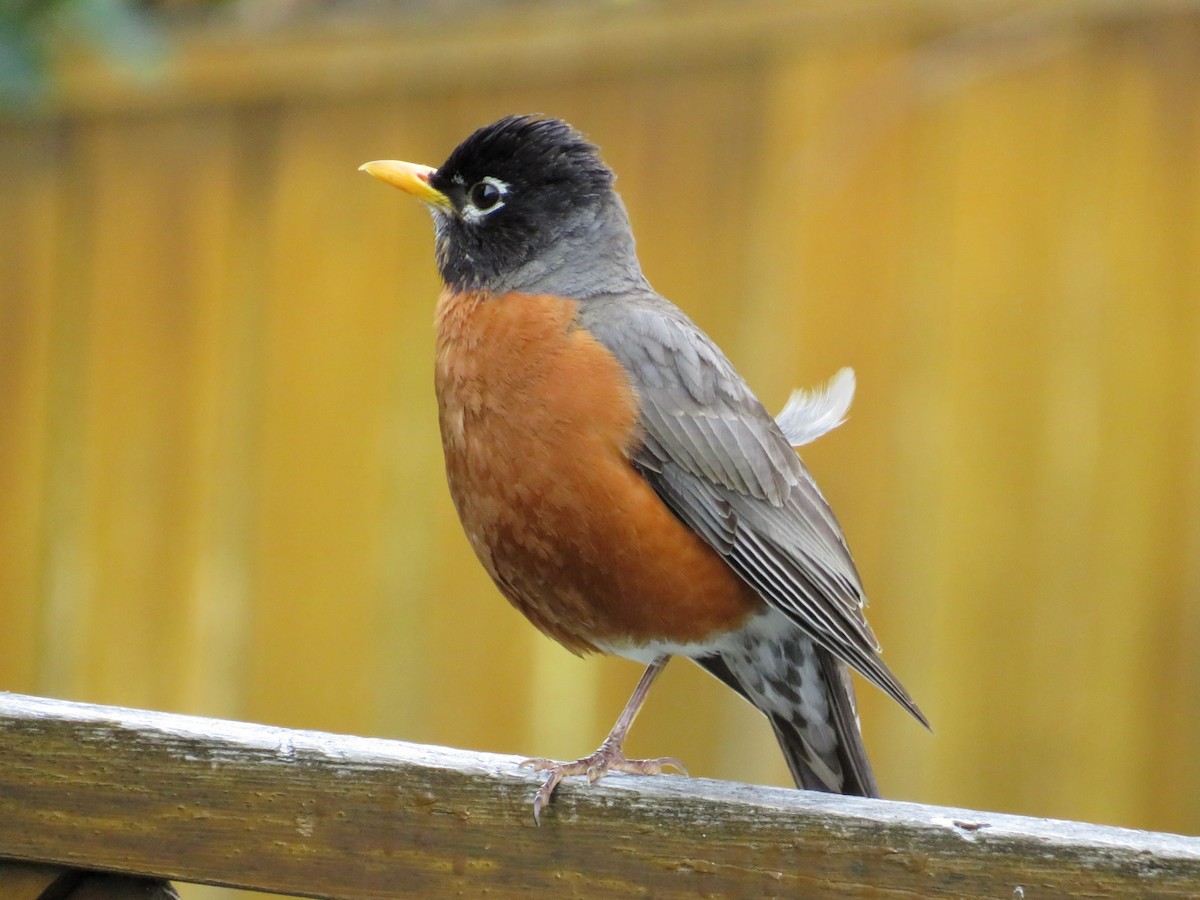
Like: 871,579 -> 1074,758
469,180 -> 503,211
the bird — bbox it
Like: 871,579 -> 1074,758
360,115 -> 927,822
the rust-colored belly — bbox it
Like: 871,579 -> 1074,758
434,289 -> 760,654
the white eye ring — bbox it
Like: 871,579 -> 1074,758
462,176 -> 509,222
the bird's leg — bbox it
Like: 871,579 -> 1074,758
520,654 -> 686,824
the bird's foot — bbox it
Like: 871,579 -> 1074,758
519,738 -> 687,824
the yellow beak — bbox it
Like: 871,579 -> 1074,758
358,159 -> 452,212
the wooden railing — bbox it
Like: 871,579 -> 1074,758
2,692 -> 1198,898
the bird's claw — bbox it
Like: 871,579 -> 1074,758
519,746 -> 688,825
518,757 -> 557,773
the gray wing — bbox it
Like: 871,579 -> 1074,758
579,295 -> 926,726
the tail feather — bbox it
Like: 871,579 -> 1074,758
769,648 -> 879,797
774,367 -> 856,448
693,635 -> 880,798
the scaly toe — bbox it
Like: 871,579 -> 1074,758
532,771 -> 566,826
519,748 -> 688,823
585,761 -> 609,783
624,755 -> 687,777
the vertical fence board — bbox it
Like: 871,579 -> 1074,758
0,124 -> 61,693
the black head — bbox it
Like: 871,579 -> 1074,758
428,115 -> 616,290
362,115 -> 639,294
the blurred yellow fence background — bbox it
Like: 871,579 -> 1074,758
3,1 -> 1199,881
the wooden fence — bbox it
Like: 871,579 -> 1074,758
3,692 -> 1200,898
2,7 -> 1200,897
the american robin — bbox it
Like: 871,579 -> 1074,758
361,115 -> 927,822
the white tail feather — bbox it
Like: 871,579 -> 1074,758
774,367 -> 856,448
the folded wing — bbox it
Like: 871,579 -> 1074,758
579,296 -> 926,726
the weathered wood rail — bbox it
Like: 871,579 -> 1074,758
1,692 -> 1198,898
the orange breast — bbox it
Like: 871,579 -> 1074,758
434,289 -> 760,654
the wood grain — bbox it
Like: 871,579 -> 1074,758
0,862 -> 179,900
1,693 -> 1198,898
